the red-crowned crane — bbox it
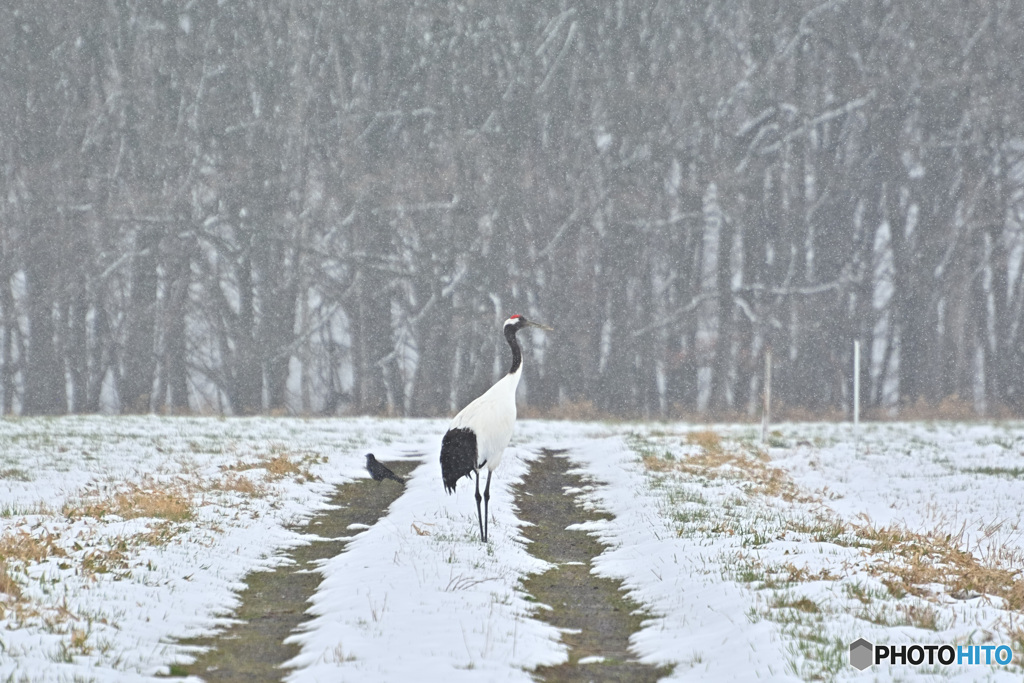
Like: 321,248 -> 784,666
440,314 -> 551,542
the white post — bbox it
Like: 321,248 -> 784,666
761,349 -> 772,444
853,340 -> 860,452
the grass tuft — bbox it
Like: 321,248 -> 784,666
0,557 -> 23,599
218,472 -> 265,497
771,592 -> 821,614
639,432 -> 808,502
686,429 -> 723,454
856,520 -> 1024,610
221,447 -> 324,484
0,528 -> 67,564
65,479 -> 193,522
857,603 -> 943,630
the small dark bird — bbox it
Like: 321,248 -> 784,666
365,453 -> 405,484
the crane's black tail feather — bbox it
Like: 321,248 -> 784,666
440,428 -> 478,494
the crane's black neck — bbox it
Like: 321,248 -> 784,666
505,324 -> 523,376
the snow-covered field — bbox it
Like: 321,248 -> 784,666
0,416 -> 1022,681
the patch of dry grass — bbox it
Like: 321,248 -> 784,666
639,430 -> 1024,622
780,501 -> 1024,612
853,522 -> 918,552
637,428 -> 1024,678
221,446 -> 323,484
771,593 -> 822,614
69,626 -> 91,655
64,479 -> 193,523
641,430 -> 808,502
858,522 -> 1024,611
1010,623 -> 1024,668
0,440 -> 329,647
62,448 -> 320,523
0,467 -> 32,481
81,545 -> 131,576
217,472 -> 266,497
0,557 -> 22,599
263,453 -> 304,478
0,528 -> 67,564
857,602 -> 943,630
686,429 -> 724,454
730,557 -> 839,590
128,520 -> 180,548
0,529 -> 69,616
778,563 -> 840,585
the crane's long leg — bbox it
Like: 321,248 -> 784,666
474,470 -> 484,542
482,469 -> 493,543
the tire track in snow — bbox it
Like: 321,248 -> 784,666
175,458 -> 417,682
515,449 -> 672,682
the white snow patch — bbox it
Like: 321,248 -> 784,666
1,418 -> 1023,681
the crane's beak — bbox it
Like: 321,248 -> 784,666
527,320 -> 553,331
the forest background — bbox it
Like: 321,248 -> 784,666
2,0 -> 1023,420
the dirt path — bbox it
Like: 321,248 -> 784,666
515,450 -> 672,682
174,459 -> 418,682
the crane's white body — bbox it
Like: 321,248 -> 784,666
447,365 -> 522,473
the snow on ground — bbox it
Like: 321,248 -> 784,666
0,416 -> 435,682
567,422 -> 1024,681
1,416 -> 1023,682
283,428 -> 568,682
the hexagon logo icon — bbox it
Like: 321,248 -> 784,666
849,638 -> 873,670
